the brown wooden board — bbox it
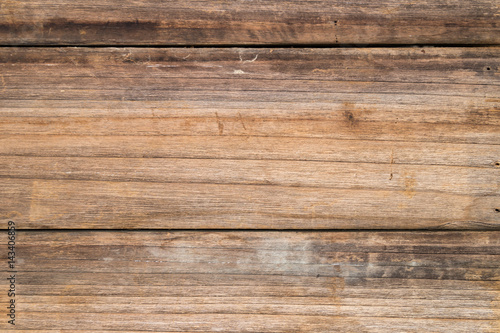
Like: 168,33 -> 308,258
0,47 -> 499,229
1,1 -> 499,331
0,0 -> 499,46
0,230 -> 499,332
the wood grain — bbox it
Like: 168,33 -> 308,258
1,230 -> 499,332
2,2 -> 498,332
0,47 -> 499,229
0,0 -> 499,45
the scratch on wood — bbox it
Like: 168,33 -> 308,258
240,54 -> 258,63
215,112 -> 224,135
238,112 -> 247,130
389,149 -> 394,180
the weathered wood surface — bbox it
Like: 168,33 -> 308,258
0,47 -> 499,229
0,0 -> 499,46
1,2 -> 498,332
1,230 -> 499,332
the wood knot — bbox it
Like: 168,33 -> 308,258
344,110 -> 357,127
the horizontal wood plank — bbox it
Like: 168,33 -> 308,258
1,156 -> 498,195
2,177 -> 499,229
0,230 -> 499,332
0,47 -> 499,229
0,1 -> 499,45
1,47 -> 499,145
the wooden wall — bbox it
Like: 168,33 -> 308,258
0,1 -> 499,331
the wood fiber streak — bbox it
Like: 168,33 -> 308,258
0,47 -> 499,229
0,0 -> 498,45
0,231 -> 499,332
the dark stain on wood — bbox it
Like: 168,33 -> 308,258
37,18 -> 157,34
43,18 -> 161,32
343,110 -> 357,128
1,1 -> 500,45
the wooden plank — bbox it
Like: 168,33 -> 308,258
1,47 -> 499,145
0,47 -> 499,229
2,177 -> 499,229
1,156 -> 498,196
0,230 -> 499,331
0,0 -> 499,45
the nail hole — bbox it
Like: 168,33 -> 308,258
486,67 -> 491,71
494,162 -> 500,167
495,209 -> 500,213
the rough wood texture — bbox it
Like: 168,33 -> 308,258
1,47 -> 499,229
2,2 -> 499,332
1,230 -> 499,332
0,0 -> 499,46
